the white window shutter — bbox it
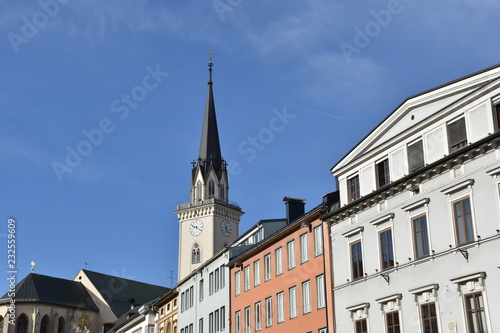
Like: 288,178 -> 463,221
390,148 -> 406,181
360,165 -> 374,195
424,126 -> 446,163
467,103 -> 489,142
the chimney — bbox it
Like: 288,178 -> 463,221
283,197 -> 306,224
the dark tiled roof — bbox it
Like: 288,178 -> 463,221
79,270 -> 170,318
0,273 -> 99,311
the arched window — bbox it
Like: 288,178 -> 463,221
220,186 -> 225,201
57,317 -> 65,333
196,181 -> 202,201
17,314 -> 28,333
192,243 -> 201,264
208,181 -> 215,199
166,322 -> 172,333
0,316 -> 4,333
40,315 -> 49,333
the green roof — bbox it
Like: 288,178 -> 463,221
79,270 -> 170,318
0,273 -> 99,311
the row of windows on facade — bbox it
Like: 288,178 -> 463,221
159,299 -> 178,317
180,265 -> 226,313
234,225 -> 323,295
1,314 -> 67,333
180,306 -> 225,333
347,107 -> 498,202
234,275 -> 326,333
349,195 -> 475,281
195,181 -> 224,201
351,288 -> 487,333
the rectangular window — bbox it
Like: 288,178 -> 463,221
380,229 -> 394,270
265,297 -> 273,327
453,197 -> 474,245
355,319 -> 367,333
277,292 -> 285,323
235,271 -> 241,296
244,266 -> 250,292
408,140 -> 424,172
199,318 -> 203,333
289,286 -> 298,319
300,233 -> 309,263
349,175 -> 361,202
421,303 -> 438,333
386,311 -> 400,333
447,117 -> 467,152
215,309 -> 220,332
314,225 -> 323,256
215,268 -> 220,292
465,292 -> 488,333
255,302 -> 262,331
190,286 -> 194,308
220,265 -> 225,289
209,313 -> 213,333
275,247 -> 283,275
244,307 -> 251,333
199,279 -> 204,302
316,274 -> 326,309
264,254 -> 272,281
287,240 -> 296,270
302,280 -> 312,314
209,272 -> 214,295
412,214 -> 430,259
254,260 -> 261,286
351,241 -> 363,280
235,311 -> 241,333
220,306 -> 225,331
377,158 -> 390,187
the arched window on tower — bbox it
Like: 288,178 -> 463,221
196,181 -> 202,201
17,314 -> 28,333
208,181 -> 215,199
192,243 -> 201,264
220,186 -> 225,201
57,317 -> 65,333
40,315 -> 49,333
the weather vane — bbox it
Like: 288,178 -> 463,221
207,50 -> 214,65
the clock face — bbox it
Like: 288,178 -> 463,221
220,220 -> 232,237
190,220 -> 204,236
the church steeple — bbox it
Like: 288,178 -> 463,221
198,54 -> 223,175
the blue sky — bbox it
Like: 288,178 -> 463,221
1,0 -> 499,291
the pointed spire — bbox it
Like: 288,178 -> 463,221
198,52 -> 223,175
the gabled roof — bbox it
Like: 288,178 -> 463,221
78,270 -> 170,318
331,64 -> 500,175
0,273 -> 99,311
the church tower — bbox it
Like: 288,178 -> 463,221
175,56 -> 244,281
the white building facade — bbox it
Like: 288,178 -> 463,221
322,65 -> 500,333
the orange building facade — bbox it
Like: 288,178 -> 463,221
228,202 -> 334,333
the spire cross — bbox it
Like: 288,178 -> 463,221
207,50 -> 214,83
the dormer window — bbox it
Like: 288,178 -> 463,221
447,117 -> 467,152
407,139 -> 424,172
348,175 -> 360,202
376,158 -> 390,188
494,101 -> 500,131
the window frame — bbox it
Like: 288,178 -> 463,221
302,280 -> 312,314
447,116 -> 468,152
300,233 -> 309,264
313,225 -> 324,257
265,297 -> 273,327
350,240 -> 364,280
289,286 -> 298,319
379,228 -> 394,270
234,270 -> 241,296
385,311 -> 400,333
412,214 -> 430,259
244,265 -> 250,292
275,247 -> 283,276
355,319 -> 367,333
235,311 -> 241,333
348,175 -> 361,202
420,302 -> 438,333
376,158 -> 390,188
244,306 -> 251,333
464,292 -> 488,333
264,254 -> 272,281
287,240 -> 296,270
277,291 -> 285,323
407,139 -> 425,173
254,259 -> 261,287
452,196 -> 475,246
255,301 -> 262,331
316,274 -> 326,309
